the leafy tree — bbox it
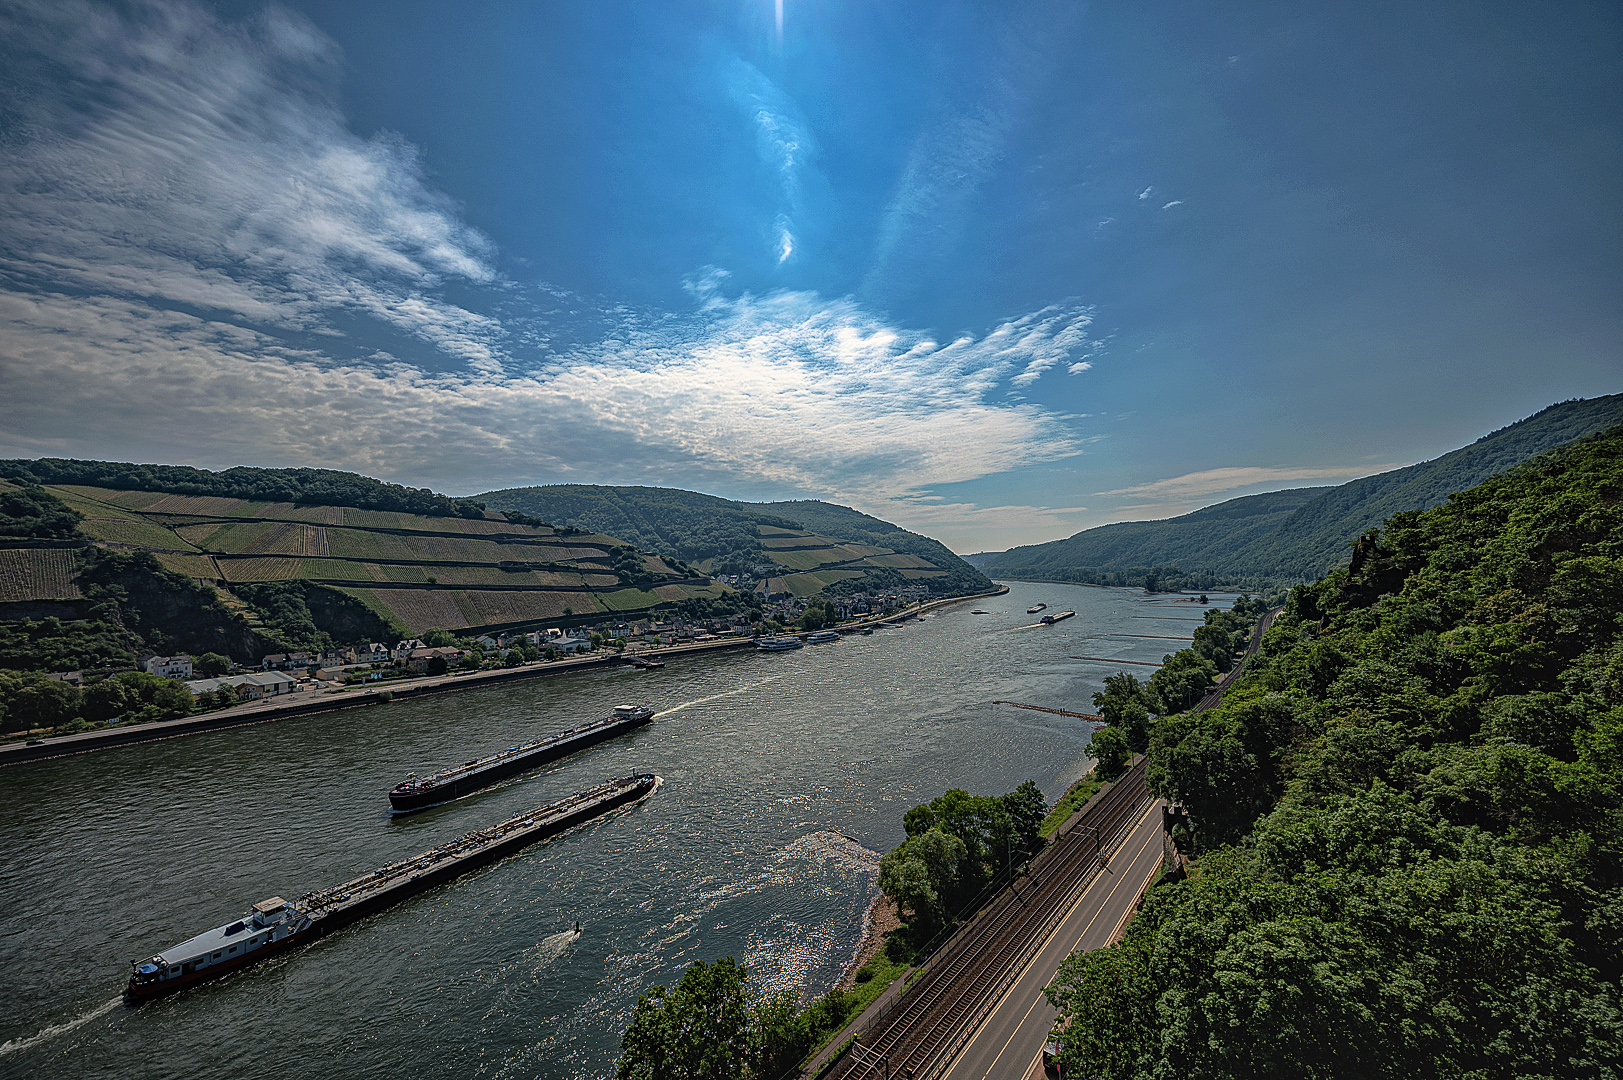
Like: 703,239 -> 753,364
82,678 -> 132,722
1086,724 -> 1130,780
425,655 -> 449,676
878,828 -> 966,934
0,482 -> 81,538
0,671 -> 81,731
194,652 -> 231,678
617,958 -> 753,1080
421,628 -> 458,648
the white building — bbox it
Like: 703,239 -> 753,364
141,655 -> 193,680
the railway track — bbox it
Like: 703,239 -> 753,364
830,758 -> 1152,1080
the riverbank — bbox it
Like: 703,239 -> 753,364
837,893 -> 903,992
0,585 -> 1009,766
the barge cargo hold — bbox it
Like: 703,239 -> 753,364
1040,610 -> 1077,624
127,774 -> 659,1002
389,704 -> 654,813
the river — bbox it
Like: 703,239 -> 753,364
0,581 -> 1230,1079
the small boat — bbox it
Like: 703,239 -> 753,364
805,630 -> 841,643
756,636 -> 804,651
1028,603 -> 1047,613
971,609 -> 990,614
621,655 -> 665,669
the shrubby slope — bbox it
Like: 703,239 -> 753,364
1045,425 -> 1623,1078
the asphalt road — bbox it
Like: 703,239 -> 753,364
939,799 -> 1167,1080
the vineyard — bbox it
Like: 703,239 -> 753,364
0,549 -> 82,602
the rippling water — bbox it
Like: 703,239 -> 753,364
0,582 -> 1229,1079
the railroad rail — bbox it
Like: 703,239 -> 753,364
828,758 -> 1152,1080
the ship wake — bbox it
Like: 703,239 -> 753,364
0,994 -> 122,1057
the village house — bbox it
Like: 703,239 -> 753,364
405,646 -> 463,673
141,654 -> 194,679
184,670 -> 294,701
260,652 -> 312,672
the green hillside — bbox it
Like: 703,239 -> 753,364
979,394 -> 1623,586
1046,423 -> 1623,1078
0,467 -> 734,665
477,485 -> 993,597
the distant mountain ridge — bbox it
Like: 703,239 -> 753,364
974,394 -> 1623,586
476,485 -> 993,596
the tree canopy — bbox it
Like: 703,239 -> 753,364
1045,424 -> 1623,1079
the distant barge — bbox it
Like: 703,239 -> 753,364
1040,610 -> 1077,624
1027,603 -> 1047,613
127,774 -> 660,1002
389,704 -> 654,813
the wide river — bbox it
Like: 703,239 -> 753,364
0,581 -> 1229,1079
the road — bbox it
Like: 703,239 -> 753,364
939,801 -> 1165,1080
924,605 -> 1282,1079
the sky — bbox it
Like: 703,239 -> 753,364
0,0 -> 1617,553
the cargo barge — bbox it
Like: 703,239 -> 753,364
389,704 -> 654,813
127,774 -> 659,1002
1040,610 -> 1077,624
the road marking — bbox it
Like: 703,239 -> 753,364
955,805 -> 1164,1080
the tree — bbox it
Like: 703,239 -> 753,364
1001,780 -> 1047,858
82,678 -> 132,722
1086,725 -> 1130,780
617,958 -> 754,1080
878,828 -> 967,934
421,628 -> 457,648
194,652 -> 231,678
425,655 -> 449,676
0,671 -> 81,731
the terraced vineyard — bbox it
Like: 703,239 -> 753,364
0,548 -> 81,602
22,484 -> 730,634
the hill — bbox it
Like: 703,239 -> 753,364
475,485 -> 993,597
1045,422 -> 1623,1077
978,394 -> 1623,586
0,468 -> 734,666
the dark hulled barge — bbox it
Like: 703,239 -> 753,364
389,704 -> 654,813
1040,610 -> 1077,624
127,773 -> 660,1001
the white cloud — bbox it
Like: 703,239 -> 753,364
0,0 -> 501,368
1137,187 -> 1153,200
1161,200 -> 1183,210
0,0 -> 1107,523
1096,464 -> 1406,502
727,60 -> 813,265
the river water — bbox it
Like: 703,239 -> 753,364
0,581 -> 1229,1079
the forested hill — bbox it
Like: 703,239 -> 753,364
0,459 -> 488,519
1045,423 -> 1623,1077
475,485 -> 992,595
976,393 -> 1623,586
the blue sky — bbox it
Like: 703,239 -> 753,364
0,0 -> 1617,551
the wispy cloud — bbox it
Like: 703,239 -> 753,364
727,60 -> 813,264
0,0 -> 502,371
0,0 -> 1106,519
1095,464 -> 1405,502
1137,187 -> 1153,200
1161,200 -> 1183,210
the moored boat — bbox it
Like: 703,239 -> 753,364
805,630 -> 841,643
388,704 -> 654,813
755,636 -> 804,651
